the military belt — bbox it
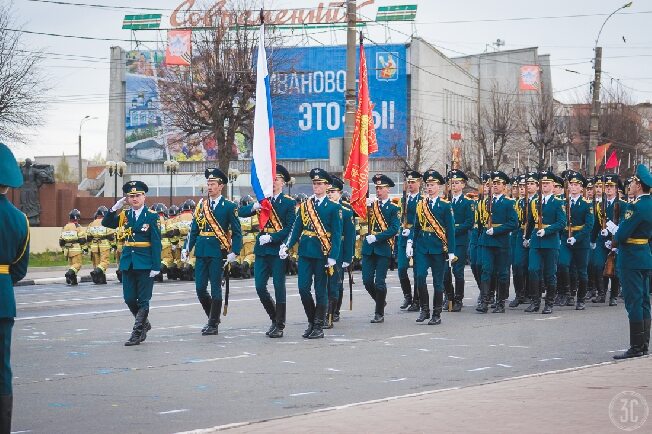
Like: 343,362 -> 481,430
625,238 -> 648,245
303,230 -> 331,238
0,264 -> 9,274
199,231 -> 215,237
262,228 -> 280,234
420,227 -> 438,233
489,224 -> 503,228
124,242 -> 151,247
565,225 -> 584,231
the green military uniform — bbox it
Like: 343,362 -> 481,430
102,180 -> 162,346
0,143 -> 30,433
397,170 -> 421,311
510,174 -> 532,307
613,164 -> 652,359
284,168 -> 342,339
186,168 -> 243,336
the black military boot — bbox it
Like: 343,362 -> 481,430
125,309 -> 149,346
556,269 -> 569,306
452,278 -> 465,312
614,322 -> 646,359
0,394 -> 12,434
90,268 -> 98,284
99,269 -> 107,284
525,279 -> 541,312
334,289 -> 343,322
476,281 -> 489,313
593,274 -> 607,303
489,276 -> 497,309
198,295 -> 212,333
416,304 -> 430,322
308,304 -> 326,339
116,269 -> 122,283
324,298 -> 337,329
407,283 -> 420,311
428,292 -> 442,325
492,282 -> 507,313
643,319 -> 651,355
202,299 -> 222,336
269,303 -> 286,338
364,283 -> 378,302
301,298 -> 316,338
399,277 -> 412,309
65,269 -> 75,285
542,301 -> 554,315
261,298 -> 277,335
576,280 -> 587,310
167,264 -> 178,280
371,291 -> 386,323
609,276 -> 619,306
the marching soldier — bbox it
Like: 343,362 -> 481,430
102,181 -> 162,346
239,164 -> 296,338
237,195 -> 258,279
182,168 -> 242,336
166,205 -> 181,280
59,209 -> 86,286
557,171 -> 594,310
444,169 -> 474,312
476,171 -> 518,313
325,176 -> 355,327
612,164 -> 651,359
0,143 -> 30,433
584,177 -> 597,300
398,170 -> 422,311
524,171 -> 567,314
280,168 -> 342,339
87,206 -> 113,284
509,173 -> 536,307
407,170 -> 455,325
362,174 -> 400,323
176,199 -> 196,280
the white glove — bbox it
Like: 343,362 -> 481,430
606,220 -> 619,235
365,234 -> 377,244
342,262 -> 350,268
259,234 -> 272,245
604,240 -> 612,250
406,241 -> 413,258
590,243 -> 596,250
181,249 -> 188,262
326,258 -> 336,267
536,229 -> 546,237
612,248 -> 619,254
567,237 -> 577,246
111,197 -> 127,212
226,252 -> 237,263
486,227 -> 494,236
279,243 -> 288,259
149,270 -> 159,278
600,229 -> 609,237
252,202 -> 261,211
523,239 -> 530,248
355,235 -> 360,240
402,228 -> 410,236
366,198 -> 374,206
448,253 -> 456,262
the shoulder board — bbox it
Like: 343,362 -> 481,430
284,194 -> 293,200
440,198 -> 449,203
583,198 -> 591,203
505,197 -> 515,202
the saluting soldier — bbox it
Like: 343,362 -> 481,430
362,174 -> 400,323
476,171 -> 518,313
103,181 -> 162,346
59,209 -> 86,286
0,144 -> 30,433
325,175 -> 355,328
87,206 -> 113,284
280,168 -> 342,339
407,170 -> 455,325
611,164 -> 652,359
239,164 -> 296,338
398,170 -> 422,311
557,171 -> 594,310
524,171 -> 567,314
182,168 -> 242,336
444,169 -> 474,312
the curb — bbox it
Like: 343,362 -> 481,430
16,273 -> 119,287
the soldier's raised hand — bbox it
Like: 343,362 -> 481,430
111,196 -> 127,212
252,202 -> 262,211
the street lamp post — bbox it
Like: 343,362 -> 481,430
164,160 -> 180,207
227,168 -> 240,201
78,115 -> 97,185
105,161 -> 126,202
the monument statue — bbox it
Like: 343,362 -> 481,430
20,158 -> 55,226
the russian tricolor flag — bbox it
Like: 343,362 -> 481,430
251,23 -> 276,229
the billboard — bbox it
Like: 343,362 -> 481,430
270,44 -> 408,159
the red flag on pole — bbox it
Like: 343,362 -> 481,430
605,150 -> 619,169
595,143 -> 611,167
343,36 -> 378,219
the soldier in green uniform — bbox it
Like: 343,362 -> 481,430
524,171 -> 567,314
407,170 -> 455,325
183,168 -> 242,336
325,176 -> 355,328
103,181 -> 162,346
398,170 -> 422,311
0,144 -> 30,433
281,168 -> 342,339
612,164 -> 651,358
476,171 -> 519,313
362,174 -> 400,323
239,164 -> 296,338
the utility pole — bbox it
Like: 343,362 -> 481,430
587,46 -> 602,176
343,0 -> 357,167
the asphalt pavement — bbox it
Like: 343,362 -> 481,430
11,267 -> 645,433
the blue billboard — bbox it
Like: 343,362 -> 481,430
270,44 -> 408,159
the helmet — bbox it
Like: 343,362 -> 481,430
95,206 -> 108,218
295,193 -> 308,204
69,209 -> 81,221
181,199 -> 196,211
154,203 -> 168,216
341,191 -> 351,202
168,205 -> 179,217
240,195 -> 254,206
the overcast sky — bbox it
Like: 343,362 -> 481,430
6,0 -> 651,160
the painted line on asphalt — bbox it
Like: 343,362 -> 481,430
289,392 -> 318,397
467,367 -> 492,372
187,353 -> 253,364
386,332 -> 431,340
159,409 -> 189,415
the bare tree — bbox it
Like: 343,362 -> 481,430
0,4 -> 48,142
518,90 -> 566,171
394,116 -> 439,174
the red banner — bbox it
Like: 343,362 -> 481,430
595,143 -> 611,167
605,150 -> 619,169
343,39 -> 378,219
519,65 -> 540,91
165,30 -> 192,66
